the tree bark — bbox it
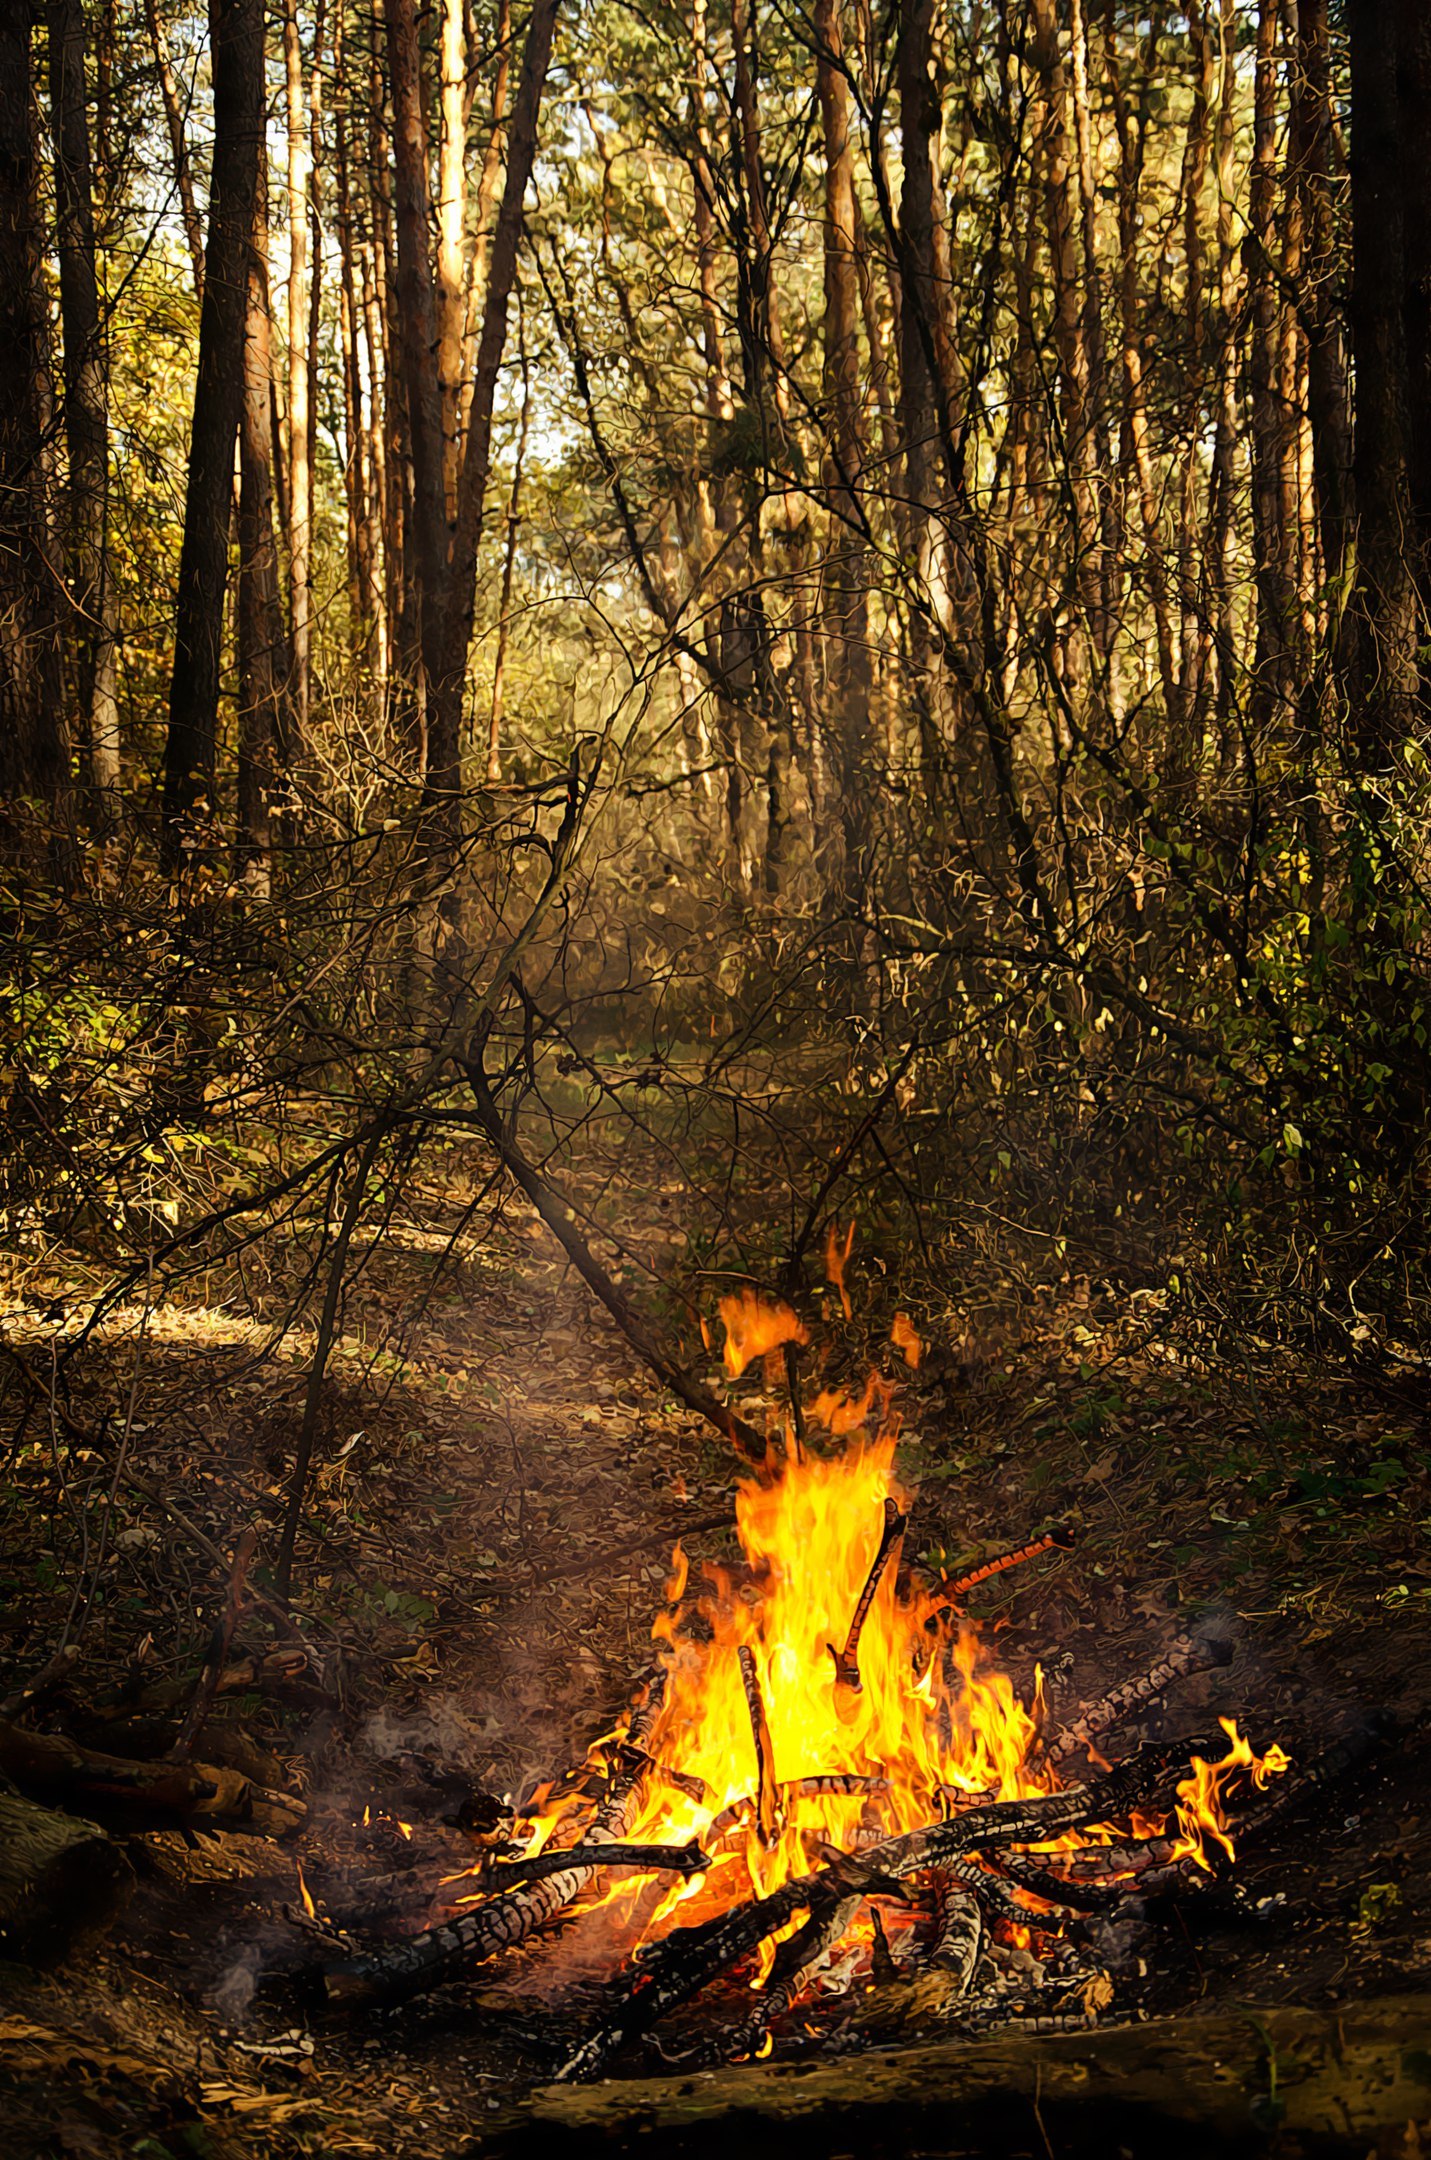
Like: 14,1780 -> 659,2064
496,1996 -> 1431,2157
161,0 -> 264,860
0,1 -> 71,861
143,0 -> 205,296
49,0 -> 120,804
237,165 -> 290,895
815,0 -> 872,890
283,0 -> 312,745
1344,0 -> 1419,768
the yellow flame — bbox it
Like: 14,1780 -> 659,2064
824,1224 -> 856,1319
719,1290 -> 808,1379
890,1312 -> 922,1369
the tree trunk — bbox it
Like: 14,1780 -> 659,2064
815,0 -> 872,892
0,1 -> 72,862
1344,0 -> 1419,769
161,0 -> 264,860
0,1793 -> 134,1963
497,1996 -> 1431,2158
283,0 -> 312,745
1290,0 -> 1350,597
143,0 -> 205,296
428,0 -> 559,831
1397,0 -> 1431,612
49,0 -> 121,803
237,166 -> 289,896
437,0 -> 467,514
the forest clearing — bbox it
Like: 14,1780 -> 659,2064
2,0 -> 1431,2151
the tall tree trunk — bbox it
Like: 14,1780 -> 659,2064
143,0 -> 205,296
384,0 -> 451,795
1289,0 -> 1350,601
283,0 -> 312,745
48,0 -> 120,802
0,0 -> 70,866
486,301 -> 528,785
437,0 -> 467,513
427,0 -> 559,829
1397,0 -> 1431,615
815,0 -> 871,890
1344,0 -> 1418,769
237,166 -> 289,895
160,0 -> 264,859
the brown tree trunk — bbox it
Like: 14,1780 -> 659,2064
0,1 -> 71,861
1344,0 -> 1419,768
283,0 -> 312,745
237,167 -> 289,895
161,0 -> 264,861
1289,0 -> 1350,599
815,0 -> 872,890
1397,0 -> 1431,612
143,0 -> 205,296
48,0 -> 120,802
428,0 -> 559,830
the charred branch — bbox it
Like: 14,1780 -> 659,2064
828,1499 -> 907,1693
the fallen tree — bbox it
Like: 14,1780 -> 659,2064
491,1993 -> 1431,2158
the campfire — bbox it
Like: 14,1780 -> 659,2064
316,1292 -> 1290,2074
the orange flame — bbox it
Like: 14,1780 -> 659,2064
719,1290 -> 808,1379
497,1384 -> 1285,1987
1171,1718 -> 1291,1871
295,1859 -> 316,1920
824,1224 -> 856,1319
890,1312 -> 922,1369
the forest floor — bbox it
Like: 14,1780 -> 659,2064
2,1179 -> 1431,2157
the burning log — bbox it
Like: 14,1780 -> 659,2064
706,1775 -> 891,1845
556,1739 -> 1210,2080
827,1499 -> 907,1694
987,1853 -> 1125,1913
723,1888 -> 864,2061
945,1859 -> 1072,1933
323,1675 -> 668,2009
555,1847 -> 901,2083
921,1872 -> 982,1991
612,1745 -> 706,1806
1046,1631 -> 1234,1769
935,1526 -> 1074,1607
477,1838 -> 709,1890
737,1646 -> 780,1846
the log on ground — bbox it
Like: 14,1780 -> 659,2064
0,1794 -> 135,1962
486,1994 -> 1431,2159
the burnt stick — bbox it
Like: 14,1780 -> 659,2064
936,1525 -> 1074,1607
828,1499 -> 908,1693
722,1890 -> 862,2060
323,1673 -> 668,2009
556,1737 -> 1214,2079
987,1852 -> 1125,1911
921,1871 -> 983,1990
1047,1632 -> 1233,1768
707,1774 -> 891,1844
946,1859 -> 1073,1932
737,1646 -> 781,1847
475,1837 -> 709,1890
614,1744 -> 707,1805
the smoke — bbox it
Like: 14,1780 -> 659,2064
211,1943 -> 263,2024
